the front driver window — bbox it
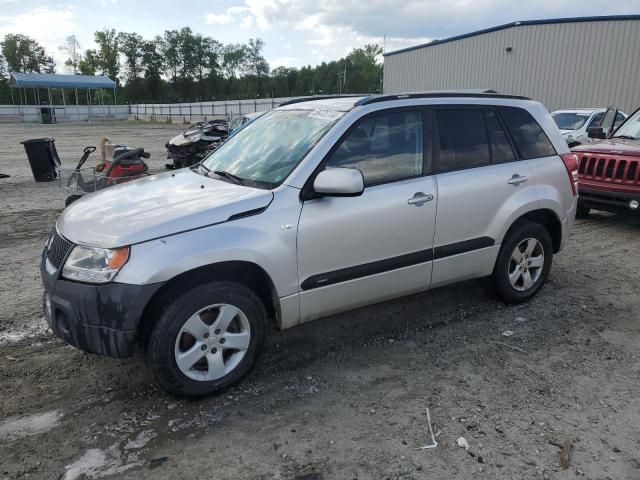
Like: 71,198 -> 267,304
325,111 -> 424,186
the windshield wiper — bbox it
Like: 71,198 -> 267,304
213,170 -> 245,185
613,135 -> 637,140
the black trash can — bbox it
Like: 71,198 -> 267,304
21,138 -> 62,182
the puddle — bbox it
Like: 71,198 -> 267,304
63,446 -> 142,480
0,410 -> 63,441
0,316 -> 52,346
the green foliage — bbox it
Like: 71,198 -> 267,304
78,49 -> 99,76
117,32 -> 144,83
94,29 -> 120,81
0,28 -> 383,105
1,34 -> 55,73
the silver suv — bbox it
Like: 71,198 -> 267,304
41,93 -> 578,398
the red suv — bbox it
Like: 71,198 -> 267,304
573,107 -> 640,217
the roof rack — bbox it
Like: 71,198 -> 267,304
278,95 -> 364,107
354,91 -> 531,106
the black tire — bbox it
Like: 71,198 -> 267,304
576,204 -> 590,219
65,194 -> 83,207
146,281 -> 266,399
492,220 -> 553,304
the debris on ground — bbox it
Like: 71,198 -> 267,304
501,330 -> 514,337
488,340 -> 527,353
416,408 -> 438,450
560,440 -> 572,469
457,437 -> 469,450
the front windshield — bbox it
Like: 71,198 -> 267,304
202,109 -> 343,187
612,110 -> 640,139
551,112 -> 590,131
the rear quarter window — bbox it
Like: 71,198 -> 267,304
498,107 -> 556,159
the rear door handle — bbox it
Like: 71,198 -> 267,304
407,192 -> 434,206
508,174 -> 528,186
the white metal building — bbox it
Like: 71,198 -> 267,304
383,15 -> 640,114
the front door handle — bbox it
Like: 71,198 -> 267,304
407,192 -> 434,206
508,174 -> 528,186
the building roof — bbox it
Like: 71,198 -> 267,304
9,72 -> 116,89
384,14 -> 640,57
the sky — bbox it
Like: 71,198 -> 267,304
1,0 -> 639,73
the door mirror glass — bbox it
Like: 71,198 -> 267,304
313,168 -> 364,197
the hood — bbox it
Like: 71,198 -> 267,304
58,169 -> 273,248
560,129 -> 576,136
571,138 -> 640,157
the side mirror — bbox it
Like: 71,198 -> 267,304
313,168 -> 364,197
587,127 -> 607,139
600,106 -> 618,138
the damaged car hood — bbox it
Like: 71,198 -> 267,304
57,169 -> 273,248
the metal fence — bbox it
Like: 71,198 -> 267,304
0,104 -> 129,123
0,95 -> 361,124
128,97 -> 294,122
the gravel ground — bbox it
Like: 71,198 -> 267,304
1,123 -> 639,480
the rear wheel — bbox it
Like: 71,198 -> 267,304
146,281 -> 266,398
492,220 -> 553,304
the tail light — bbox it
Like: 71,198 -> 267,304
561,153 -> 579,195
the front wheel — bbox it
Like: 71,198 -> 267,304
492,220 -> 553,304
146,281 -> 266,398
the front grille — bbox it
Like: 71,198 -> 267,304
578,155 -> 640,183
46,231 -> 74,269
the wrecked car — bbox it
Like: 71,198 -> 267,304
165,119 -> 228,169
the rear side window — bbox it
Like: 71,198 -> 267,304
435,109 -> 490,171
498,107 -> 556,159
485,110 -> 516,163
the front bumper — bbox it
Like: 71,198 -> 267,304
578,187 -> 640,214
41,254 -> 163,358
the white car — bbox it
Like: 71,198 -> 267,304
551,108 -> 627,146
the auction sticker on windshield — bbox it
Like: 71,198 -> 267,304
308,109 -> 343,121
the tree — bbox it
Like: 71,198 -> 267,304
161,30 -> 180,85
141,37 -> 164,80
0,54 -> 7,79
59,35 -> 81,74
140,37 -> 165,100
117,32 -> 144,84
78,49 -> 99,76
94,29 -> 120,80
222,43 -> 247,79
345,44 -> 383,93
243,38 -> 269,78
1,34 -> 55,73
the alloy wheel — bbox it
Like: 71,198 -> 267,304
174,303 -> 251,381
508,238 -> 545,292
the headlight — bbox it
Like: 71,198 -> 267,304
62,246 -> 130,283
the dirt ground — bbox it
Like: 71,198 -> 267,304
1,123 -> 639,480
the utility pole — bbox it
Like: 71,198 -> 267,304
337,60 -> 347,95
